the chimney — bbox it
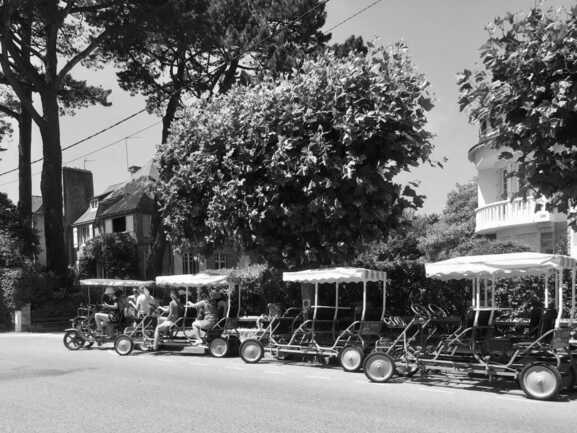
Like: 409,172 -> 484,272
128,165 -> 141,177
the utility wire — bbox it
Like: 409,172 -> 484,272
0,0 -> 383,181
0,1 -> 330,179
0,108 -> 148,177
326,0 -> 384,32
0,121 -> 161,187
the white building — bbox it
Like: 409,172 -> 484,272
469,127 -> 572,255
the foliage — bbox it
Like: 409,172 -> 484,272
0,265 -> 39,310
0,192 -> 37,267
458,6 -> 577,224
419,180 -> 531,260
78,233 -> 139,279
105,0 -> 329,141
157,42 -> 435,269
332,35 -> 368,58
0,0 -> 141,275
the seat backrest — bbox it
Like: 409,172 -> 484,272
359,321 -> 383,336
475,310 -> 492,327
539,308 -> 557,336
363,308 -> 382,321
272,317 -> 294,336
314,307 -> 336,321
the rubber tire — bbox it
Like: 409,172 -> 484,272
363,352 -> 396,383
114,334 -> 134,356
339,346 -> 365,372
63,330 -> 84,351
239,339 -> 264,364
519,362 -> 562,400
208,337 -> 229,358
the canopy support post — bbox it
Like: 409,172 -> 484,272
334,282 -> 339,322
475,278 -> 481,310
490,276 -> 496,325
544,271 -> 549,307
313,282 -> 319,320
556,270 -> 563,329
484,279 -> 488,308
361,280 -> 367,321
555,270 -> 560,309
381,278 -> 387,321
569,269 -> 575,325
471,279 -> 475,308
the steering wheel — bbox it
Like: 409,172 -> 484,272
427,304 -> 448,318
410,303 -> 430,317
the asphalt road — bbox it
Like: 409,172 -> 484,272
1,333 -> 577,433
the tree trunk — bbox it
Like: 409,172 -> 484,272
17,7 -> 33,258
39,89 -> 67,276
161,90 -> 181,144
17,104 -> 33,255
148,91 -> 181,278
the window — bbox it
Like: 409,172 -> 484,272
78,224 -> 91,245
90,198 -> 99,209
112,216 -> 126,233
183,253 -> 199,274
214,252 -> 229,269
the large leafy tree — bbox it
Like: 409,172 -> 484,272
0,0 -> 135,275
458,6 -> 577,223
157,43 -> 436,269
103,0 -> 329,277
107,0 -> 329,143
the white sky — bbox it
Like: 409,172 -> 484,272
0,0 -> 572,213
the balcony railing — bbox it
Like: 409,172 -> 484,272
475,197 -> 565,234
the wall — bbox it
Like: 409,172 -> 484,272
62,167 -> 93,265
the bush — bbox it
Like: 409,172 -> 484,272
78,233 -> 139,279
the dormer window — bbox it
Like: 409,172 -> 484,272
90,198 -> 99,209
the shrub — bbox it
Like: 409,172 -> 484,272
78,232 -> 139,279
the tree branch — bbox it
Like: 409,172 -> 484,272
57,29 -> 109,83
0,39 -> 43,126
0,103 -> 19,119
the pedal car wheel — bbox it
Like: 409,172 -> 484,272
340,346 -> 364,372
114,334 -> 134,356
240,339 -> 264,364
208,337 -> 229,358
63,330 -> 84,351
364,352 -> 395,383
519,363 -> 562,400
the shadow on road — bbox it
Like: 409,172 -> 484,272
0,366 -> 95,382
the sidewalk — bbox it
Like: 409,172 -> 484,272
0,332 -> 63,337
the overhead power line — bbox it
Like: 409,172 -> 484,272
0,0 -> 383,182
326,0 -> 384,32
0,121 -> 161,187
0,108 -> 148,177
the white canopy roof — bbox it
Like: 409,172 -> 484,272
426,252 -> 577,281
79,279 -> 154,287
155,273 -> 230,287
283,267 -> 386,284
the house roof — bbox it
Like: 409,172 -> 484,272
73,206 -> 98,226
72,159 -> 159,226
